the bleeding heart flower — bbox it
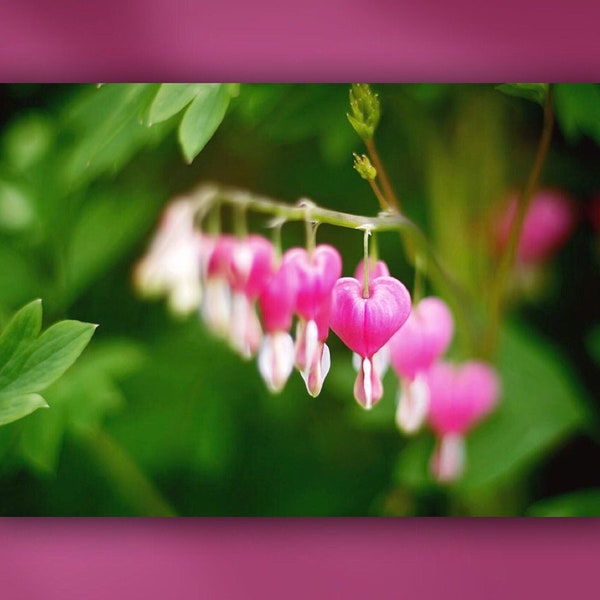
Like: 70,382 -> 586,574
257,252 -> 299,393
425,360 -> 500,483
495,189 -> 576,264
330,276 -> 411,409
134,198 -> 205,316
285,245 -> 342,396
351,259 -> 392,379
389,296 -> 454,434
353,258 -> 390,281
203,234 -> 275,359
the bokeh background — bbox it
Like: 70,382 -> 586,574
0,83 -> 598,516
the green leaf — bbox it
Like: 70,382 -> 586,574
554,84 -> 600,144
528,488 -> 600,517
61,84 -> 164,188
496,83 -> 548,106
147,84 -> 206,125
178,84 -> 230,163
0,393 -> 48,426
0,299 -> 42,368
0,320 -> 97,398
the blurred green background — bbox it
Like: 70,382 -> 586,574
0,83 -> 598,516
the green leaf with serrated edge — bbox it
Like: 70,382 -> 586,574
0,393 -> 48,426
0,320 -> 96,398
147,84 -> 206,125
496,83 -> 548,106
178,84 -> 230,163
528,488 -> 600,517
0,299 -> 42,369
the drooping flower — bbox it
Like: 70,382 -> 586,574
202,234 -> 275,358
330,275 -> 411,409
134,198 -> 205,316
285,245 -> 342,396
351,258 -> 392,379
257,251 -> 299,393
495,189 -> 576,265
425,361 -> 500,483
389,296 -> 454,434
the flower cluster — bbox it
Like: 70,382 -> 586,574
135,194 -> 501,483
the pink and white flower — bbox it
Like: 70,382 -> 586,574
203,234 -> 275,358
257,252 -> 299,393
134,199 -> 206,316
285,245 -> 342,397
389,297 -> 454,434
425,361 -> 500,483
330,275 -> 411,409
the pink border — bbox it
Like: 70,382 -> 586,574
2,0 -> 600,81
2,519 -> 600,598
2,1 -> 600,598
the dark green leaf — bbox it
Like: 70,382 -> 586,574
178,84 -> 230,163
528,488 -> 600,516
0,393 -> 48,426
554,84 -> 600,144
496,83 -> 548,106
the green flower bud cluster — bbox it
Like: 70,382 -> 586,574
347,83 -> 381,140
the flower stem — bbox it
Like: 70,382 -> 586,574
482,87 -> 554,359
363,228 -> 371,298
365,137 -> 400,212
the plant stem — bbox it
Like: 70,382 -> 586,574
483,87 -> 554,359
80,427 -> 177,517
365,137 -> 400,212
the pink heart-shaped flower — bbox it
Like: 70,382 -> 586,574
426,360 -> 500,436
389,296 -> 454,380
286,245 -> 342,320
330,276 -> 411,359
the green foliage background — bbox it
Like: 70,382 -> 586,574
0,83 -> 598,516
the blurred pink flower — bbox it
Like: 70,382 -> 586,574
134,199 -> 205,316
204,234 -> 275,359
389,297 -> 454,434
426,361 -> 500,483
257,252 -> 299,393
495,189 -> 576,264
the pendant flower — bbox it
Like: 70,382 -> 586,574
134,199 -> 205,316
203,234 -> 274,358
285,245 -> 342,396
257,251 -> 299,393
389,296 -> 454,433
425,361 -> 500,483
330,275 -> 411,409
